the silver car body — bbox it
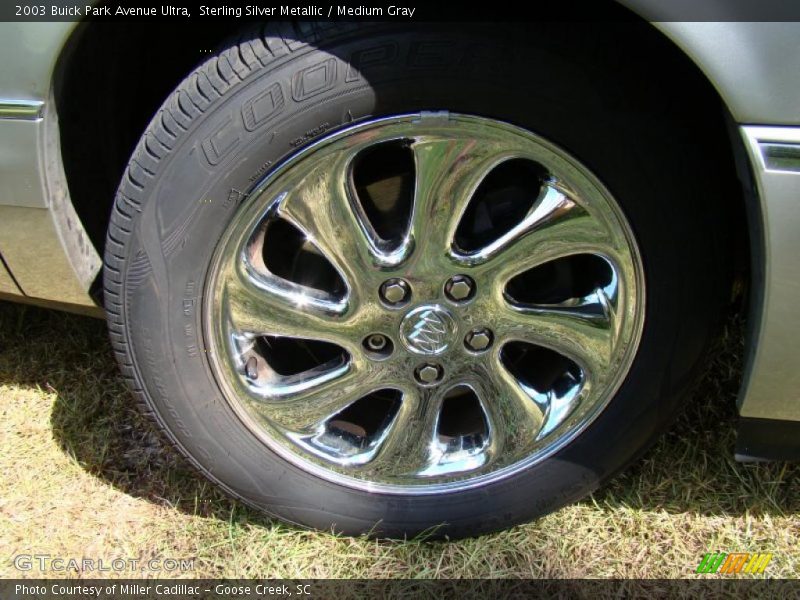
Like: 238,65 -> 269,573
1,13 -> 799,445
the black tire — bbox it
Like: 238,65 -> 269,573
105,21 -> 731,538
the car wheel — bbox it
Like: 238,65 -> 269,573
105,22 -> 730,537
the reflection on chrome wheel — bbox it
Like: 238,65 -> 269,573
205,114 -> 645,492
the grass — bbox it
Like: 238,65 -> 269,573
0,300 -> 797,580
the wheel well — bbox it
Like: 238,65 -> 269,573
53,14 -> 750,300
53,21 -> 243,254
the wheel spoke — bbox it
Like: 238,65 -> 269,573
406,135 -> 515,268
495,301 -> 616,380
275,152 -> 385,287
472,360 -> 546,459
459,181 -> 617,279
363,386 -> 444,478
221,260 -> 356,349
251,361 -> 375,434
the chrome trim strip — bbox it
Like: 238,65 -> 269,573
0,100 -> 44,120
760,143 -> 800,173
747,126 -> 800,173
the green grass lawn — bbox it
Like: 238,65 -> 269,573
1,300 -> 797,579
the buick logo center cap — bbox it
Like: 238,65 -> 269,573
399,305 -> 458,355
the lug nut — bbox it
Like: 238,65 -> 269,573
380,278 -> 411,306
414,363 -> 443,385
445,274 -> 475,302
465,328 -> 493,352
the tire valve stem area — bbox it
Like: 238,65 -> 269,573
362,333 -> 394,359
245,355 -> 259,380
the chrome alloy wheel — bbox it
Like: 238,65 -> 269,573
204,113 -> 645,493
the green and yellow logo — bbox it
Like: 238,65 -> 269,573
696,552 -> 773,575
